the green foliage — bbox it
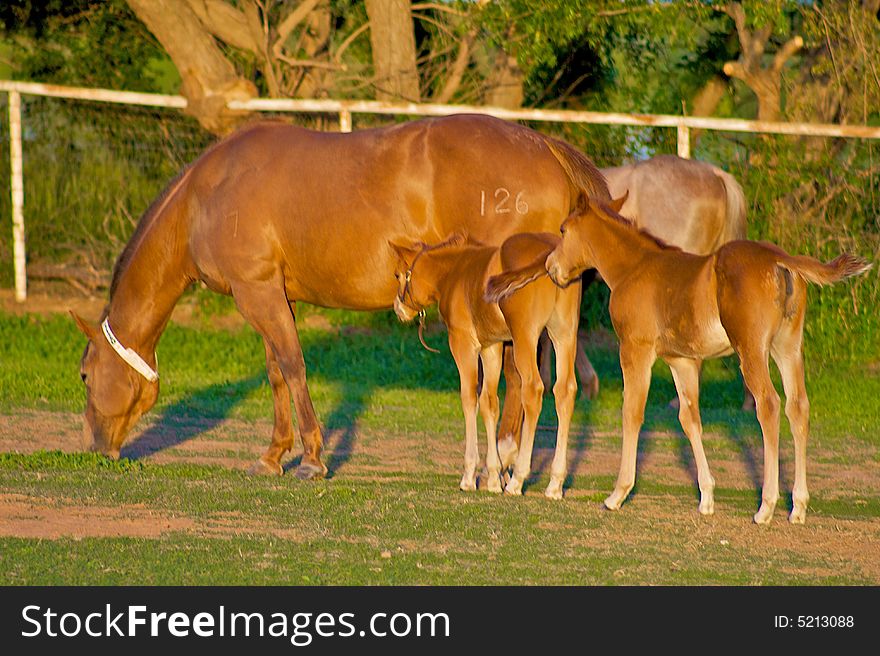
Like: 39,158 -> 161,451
1,0 -> 176,92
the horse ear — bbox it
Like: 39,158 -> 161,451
70,311 -> 97,340
608,190 -> 629,214
389,241 -> 419,263
573,191 -> 589,213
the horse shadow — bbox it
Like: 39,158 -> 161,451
120,374 -> 266,459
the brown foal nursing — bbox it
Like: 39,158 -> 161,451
488,194 -> 871,523
391,233 -> 581,498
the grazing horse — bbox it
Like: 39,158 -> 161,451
537,155 -> 748,403
391,233 -> 580,498
491,193 -> 870,523
71,114 -> 609,479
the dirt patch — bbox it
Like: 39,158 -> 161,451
0,493 -> 309,541
0,493 -> 197,539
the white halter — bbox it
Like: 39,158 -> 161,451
101,318 -> 159,383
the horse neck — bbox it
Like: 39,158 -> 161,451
425,247 -> 487,300
580,213 -> 660,290
105,208 -> 192,355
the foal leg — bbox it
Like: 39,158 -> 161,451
248,339 -> 296,475
479,343 -> 504,493
538,330 -> 553,396
231,280 -> 326,480
496,343 -> 522,472
450,334 -> 481,492
605,342 -> 655,510
666,357 -> 715,515
738,348 -> 781,524
505,335 -> 544,496
544,319 -> 578,500
771,337 -> 810,524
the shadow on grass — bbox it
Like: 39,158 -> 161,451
120,374 -> 266,460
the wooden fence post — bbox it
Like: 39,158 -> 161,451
9,90 -> 26,302
677,123 -> 691,159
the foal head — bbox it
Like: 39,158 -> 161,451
71,313 -> 159,458
546,192 -> 628,286
389,233 -> 466,322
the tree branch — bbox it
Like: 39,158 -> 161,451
184,0 -> 257,53
273,0 -> 322,59
772,34 -> 804,72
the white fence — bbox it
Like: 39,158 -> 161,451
4,78 -> 880,301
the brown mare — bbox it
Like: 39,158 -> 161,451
71,114 -> 608,479
491,194 -> 870,523
391,233 -> 579,498
539,154 -> 748,401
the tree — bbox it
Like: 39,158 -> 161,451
364,0 -> 419,101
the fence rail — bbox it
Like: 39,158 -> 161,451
4,79 -> 880,301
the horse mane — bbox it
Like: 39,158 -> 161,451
593,200 -> 683,253
542,136 -> 611,204
108,122 -> 275,299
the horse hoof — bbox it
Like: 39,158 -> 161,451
504,477 -> 523,496
544,484 -> 563,500
295,461 -> 327,480
789,509 -> 807,525
698,500 -> 715,516
459,477 -> 477,492
485,471 -> 503,494
603,494 -> 623,511
497,436 -> 519,470
248,459 -> 283,476
753,505 -> 775,525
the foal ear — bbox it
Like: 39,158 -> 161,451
608,190 -> 629,214
70,311 -> 97,341
388,240 -> 420,263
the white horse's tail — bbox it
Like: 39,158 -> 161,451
710,166 -> 747,243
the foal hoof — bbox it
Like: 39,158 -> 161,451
485,471 -> 504,494
544,480 -> 564,500
789,507 -> 807,525
504,476 -> 523,496
497,436 -> 519,471
753,503 -> 776,525
295,461 -> 327,480
248,458 -> 283,476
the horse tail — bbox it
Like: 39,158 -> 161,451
710,166 -> 747,242
777,252 -> 872,287
542,136 -> 611,205
485,255 -> 549,303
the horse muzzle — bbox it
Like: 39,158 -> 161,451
545,254 -> 574,287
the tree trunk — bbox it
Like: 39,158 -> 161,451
485,48 -> 524,108
126,0 -> 256,135
721,2 -> 802,123
364,0 -> 420,102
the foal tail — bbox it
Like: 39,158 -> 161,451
484,256 -> 549,303
778,252 -> 872,287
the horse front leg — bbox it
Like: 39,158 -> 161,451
231,280 -> 327,480
605,341 -> 654,510
248,339 -> 296,475
449,333 -> 481,492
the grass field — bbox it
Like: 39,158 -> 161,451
1,294 -> 878,585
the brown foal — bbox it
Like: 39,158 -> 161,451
391,233 -> 581,498
492,194 -> 871,523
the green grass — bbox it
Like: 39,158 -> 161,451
1,309 -> 878,585
0,452 -> 874,585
